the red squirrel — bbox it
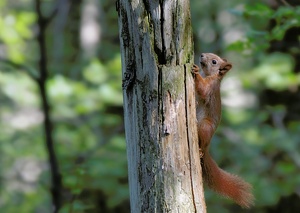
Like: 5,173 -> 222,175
192,53 -> 254,208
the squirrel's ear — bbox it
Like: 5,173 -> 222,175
219,62 -> 232,76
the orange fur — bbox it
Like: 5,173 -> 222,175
192,53 -> 254,208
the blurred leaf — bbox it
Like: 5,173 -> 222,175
249,52 -> 298,90
271,18 -> 300,40
83,59 -> 108,84
15,12 -> 36,39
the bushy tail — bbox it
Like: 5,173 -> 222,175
201,152 -> 254,208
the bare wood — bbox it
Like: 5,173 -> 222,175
117,0 -> 206,212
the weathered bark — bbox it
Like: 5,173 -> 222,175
117,0 -> 206,212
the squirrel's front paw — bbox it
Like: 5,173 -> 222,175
192,64 -> 200,74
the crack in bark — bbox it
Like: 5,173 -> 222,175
158,66 -> 163,141
159,0 -> 166,64
174,1 -> 179,65
122,60 -> 136,90
184,64 -> 197,212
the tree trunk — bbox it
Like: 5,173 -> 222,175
117,0 -> 206,212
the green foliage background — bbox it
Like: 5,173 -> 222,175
0,0 -> 299,212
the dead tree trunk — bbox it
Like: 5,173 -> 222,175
117,0 -> 206,212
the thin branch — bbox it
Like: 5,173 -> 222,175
0,58 -> 39,81
35,0 -> 63,212
45,8 -> 59,26
281,0 -> 292,7
44,1 -> 60,27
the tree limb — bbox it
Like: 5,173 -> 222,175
0,58 -> 39,81
35,0 -> 63,212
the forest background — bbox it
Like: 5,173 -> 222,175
0,0 -> 300,212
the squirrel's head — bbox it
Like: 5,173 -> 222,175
199,53 -> 232,78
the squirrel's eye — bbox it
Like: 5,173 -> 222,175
212,60 -> 217,64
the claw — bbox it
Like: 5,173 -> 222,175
192,64 -> 200,74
